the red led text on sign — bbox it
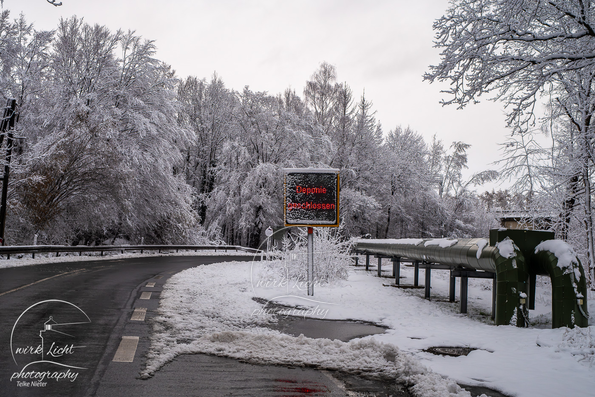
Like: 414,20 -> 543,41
296,186 -> 327,195
284,170 -> 339,227
287,202 -> 335,210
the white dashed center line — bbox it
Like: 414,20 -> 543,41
145,282 -> 155,288
139,292 -> 152,300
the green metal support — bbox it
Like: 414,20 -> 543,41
534,250 -> 589,328
492,244 -> 528,327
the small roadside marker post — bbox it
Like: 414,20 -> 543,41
265,226 -> 273,260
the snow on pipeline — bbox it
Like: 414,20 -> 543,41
141,261 -> 474,396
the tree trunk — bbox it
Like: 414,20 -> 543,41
582,166 -> 595,289
560,174 -> 579,241
385,207 -> 391,238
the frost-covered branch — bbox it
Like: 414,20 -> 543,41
425,0 -> 595,132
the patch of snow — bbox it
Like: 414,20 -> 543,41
475,239 -> 488,259
535,240 -> 579,274
495,238 -> 516,259
424,239 -> 458,248
535,240 -> 586,300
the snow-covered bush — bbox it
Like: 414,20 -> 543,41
264,227 -> 352,285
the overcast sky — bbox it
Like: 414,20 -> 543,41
6,0 -> 513,190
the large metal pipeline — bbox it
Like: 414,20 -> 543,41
353,232 -> 588,328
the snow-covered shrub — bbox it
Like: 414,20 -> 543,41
265,226 -> 352,285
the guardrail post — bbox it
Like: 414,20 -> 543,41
414,260 -> 419,286
460,274 -> 469,313
353,256 -> 359,266
365,254 -> 370,270
492,277 -> 496,321
424,262 -> 431,299
449,269 -> 456,302
392,257 -> 401,285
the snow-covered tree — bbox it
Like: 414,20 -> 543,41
7,16 -> 197,244
426,0 -> 595,277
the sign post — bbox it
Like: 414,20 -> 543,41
307,226 -> 314,295
284,168 -> 340,296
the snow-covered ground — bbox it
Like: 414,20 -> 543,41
143,256 -> 595,397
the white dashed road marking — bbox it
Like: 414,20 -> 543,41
130,307 -> 147,321
139,292 -> 152,300
146,282 -> 155,287
112,336 -> 139,362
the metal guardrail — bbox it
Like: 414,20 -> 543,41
0,244 -> 262,259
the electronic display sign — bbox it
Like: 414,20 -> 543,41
284,168 -> 340,227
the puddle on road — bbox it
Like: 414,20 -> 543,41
274,316 -> 387,342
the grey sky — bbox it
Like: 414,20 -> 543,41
7,0 -> 511,188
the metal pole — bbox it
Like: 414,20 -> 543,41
460,274 -> 468,313
449,269 -> 456,302
307,226 -> 314,296
266,237 -> 270,260
414,260 -> 420,287
392,257 -> 401,285
424,263 -> 432,299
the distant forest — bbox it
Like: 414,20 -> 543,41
0,12 -> 559,250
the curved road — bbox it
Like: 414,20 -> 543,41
0,255 -> 256,397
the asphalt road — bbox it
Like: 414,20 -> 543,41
0,255 -> 258,397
